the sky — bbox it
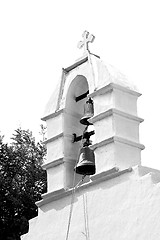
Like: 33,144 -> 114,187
0,0 -> 160,169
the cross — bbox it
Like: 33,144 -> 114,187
77,30 -> 95,54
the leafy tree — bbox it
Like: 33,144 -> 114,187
0,128 -> 47,240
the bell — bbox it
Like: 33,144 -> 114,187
80,97 -> 94,125
75,145 -> 96,175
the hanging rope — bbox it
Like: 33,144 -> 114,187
83,192 -> 90,240
65,174 -> 86,240
65,127 -> 88,240
65,175 -> 76,240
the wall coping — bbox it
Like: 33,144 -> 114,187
36,167 -> 132,207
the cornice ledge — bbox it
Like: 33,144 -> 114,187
114,136 -> 145,149
88,84 -> 113,97
89,108 -> 144,124
110,83 -> 141,96
41,109 -> 64,121
89,82 -> 141,98
36,167 -> 132,207
91,136 -> 145,150
90,136 -> 115,150
43,133 -> 63,145
42,158 -> 64,170
41,107 -> 82,122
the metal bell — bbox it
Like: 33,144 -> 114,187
75,145 -> 96,175
80,97 -> 94,125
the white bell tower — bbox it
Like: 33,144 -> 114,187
41,31 -> 144,193
22,31 -> 154,240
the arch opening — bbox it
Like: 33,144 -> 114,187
63,75 -> 90,188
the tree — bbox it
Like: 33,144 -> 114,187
0,128 -> 47,240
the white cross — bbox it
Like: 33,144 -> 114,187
77,31 -> 95,54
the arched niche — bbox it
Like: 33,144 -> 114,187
63,75 -> 89,189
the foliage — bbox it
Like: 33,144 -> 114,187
0,128 -> 47,240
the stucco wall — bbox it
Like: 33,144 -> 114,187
22,166 -> 160,240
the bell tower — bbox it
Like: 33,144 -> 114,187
22,32 -> 150,240
41,31 -> 144,193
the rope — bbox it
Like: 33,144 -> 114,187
83,193 -> 90,240
65,127 -> 88,240
83,194 -> 88,239
65,174 -> 76,240
87,52 -> 96,91
65,175 -> 86,240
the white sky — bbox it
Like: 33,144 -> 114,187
0,0 -> 160,169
